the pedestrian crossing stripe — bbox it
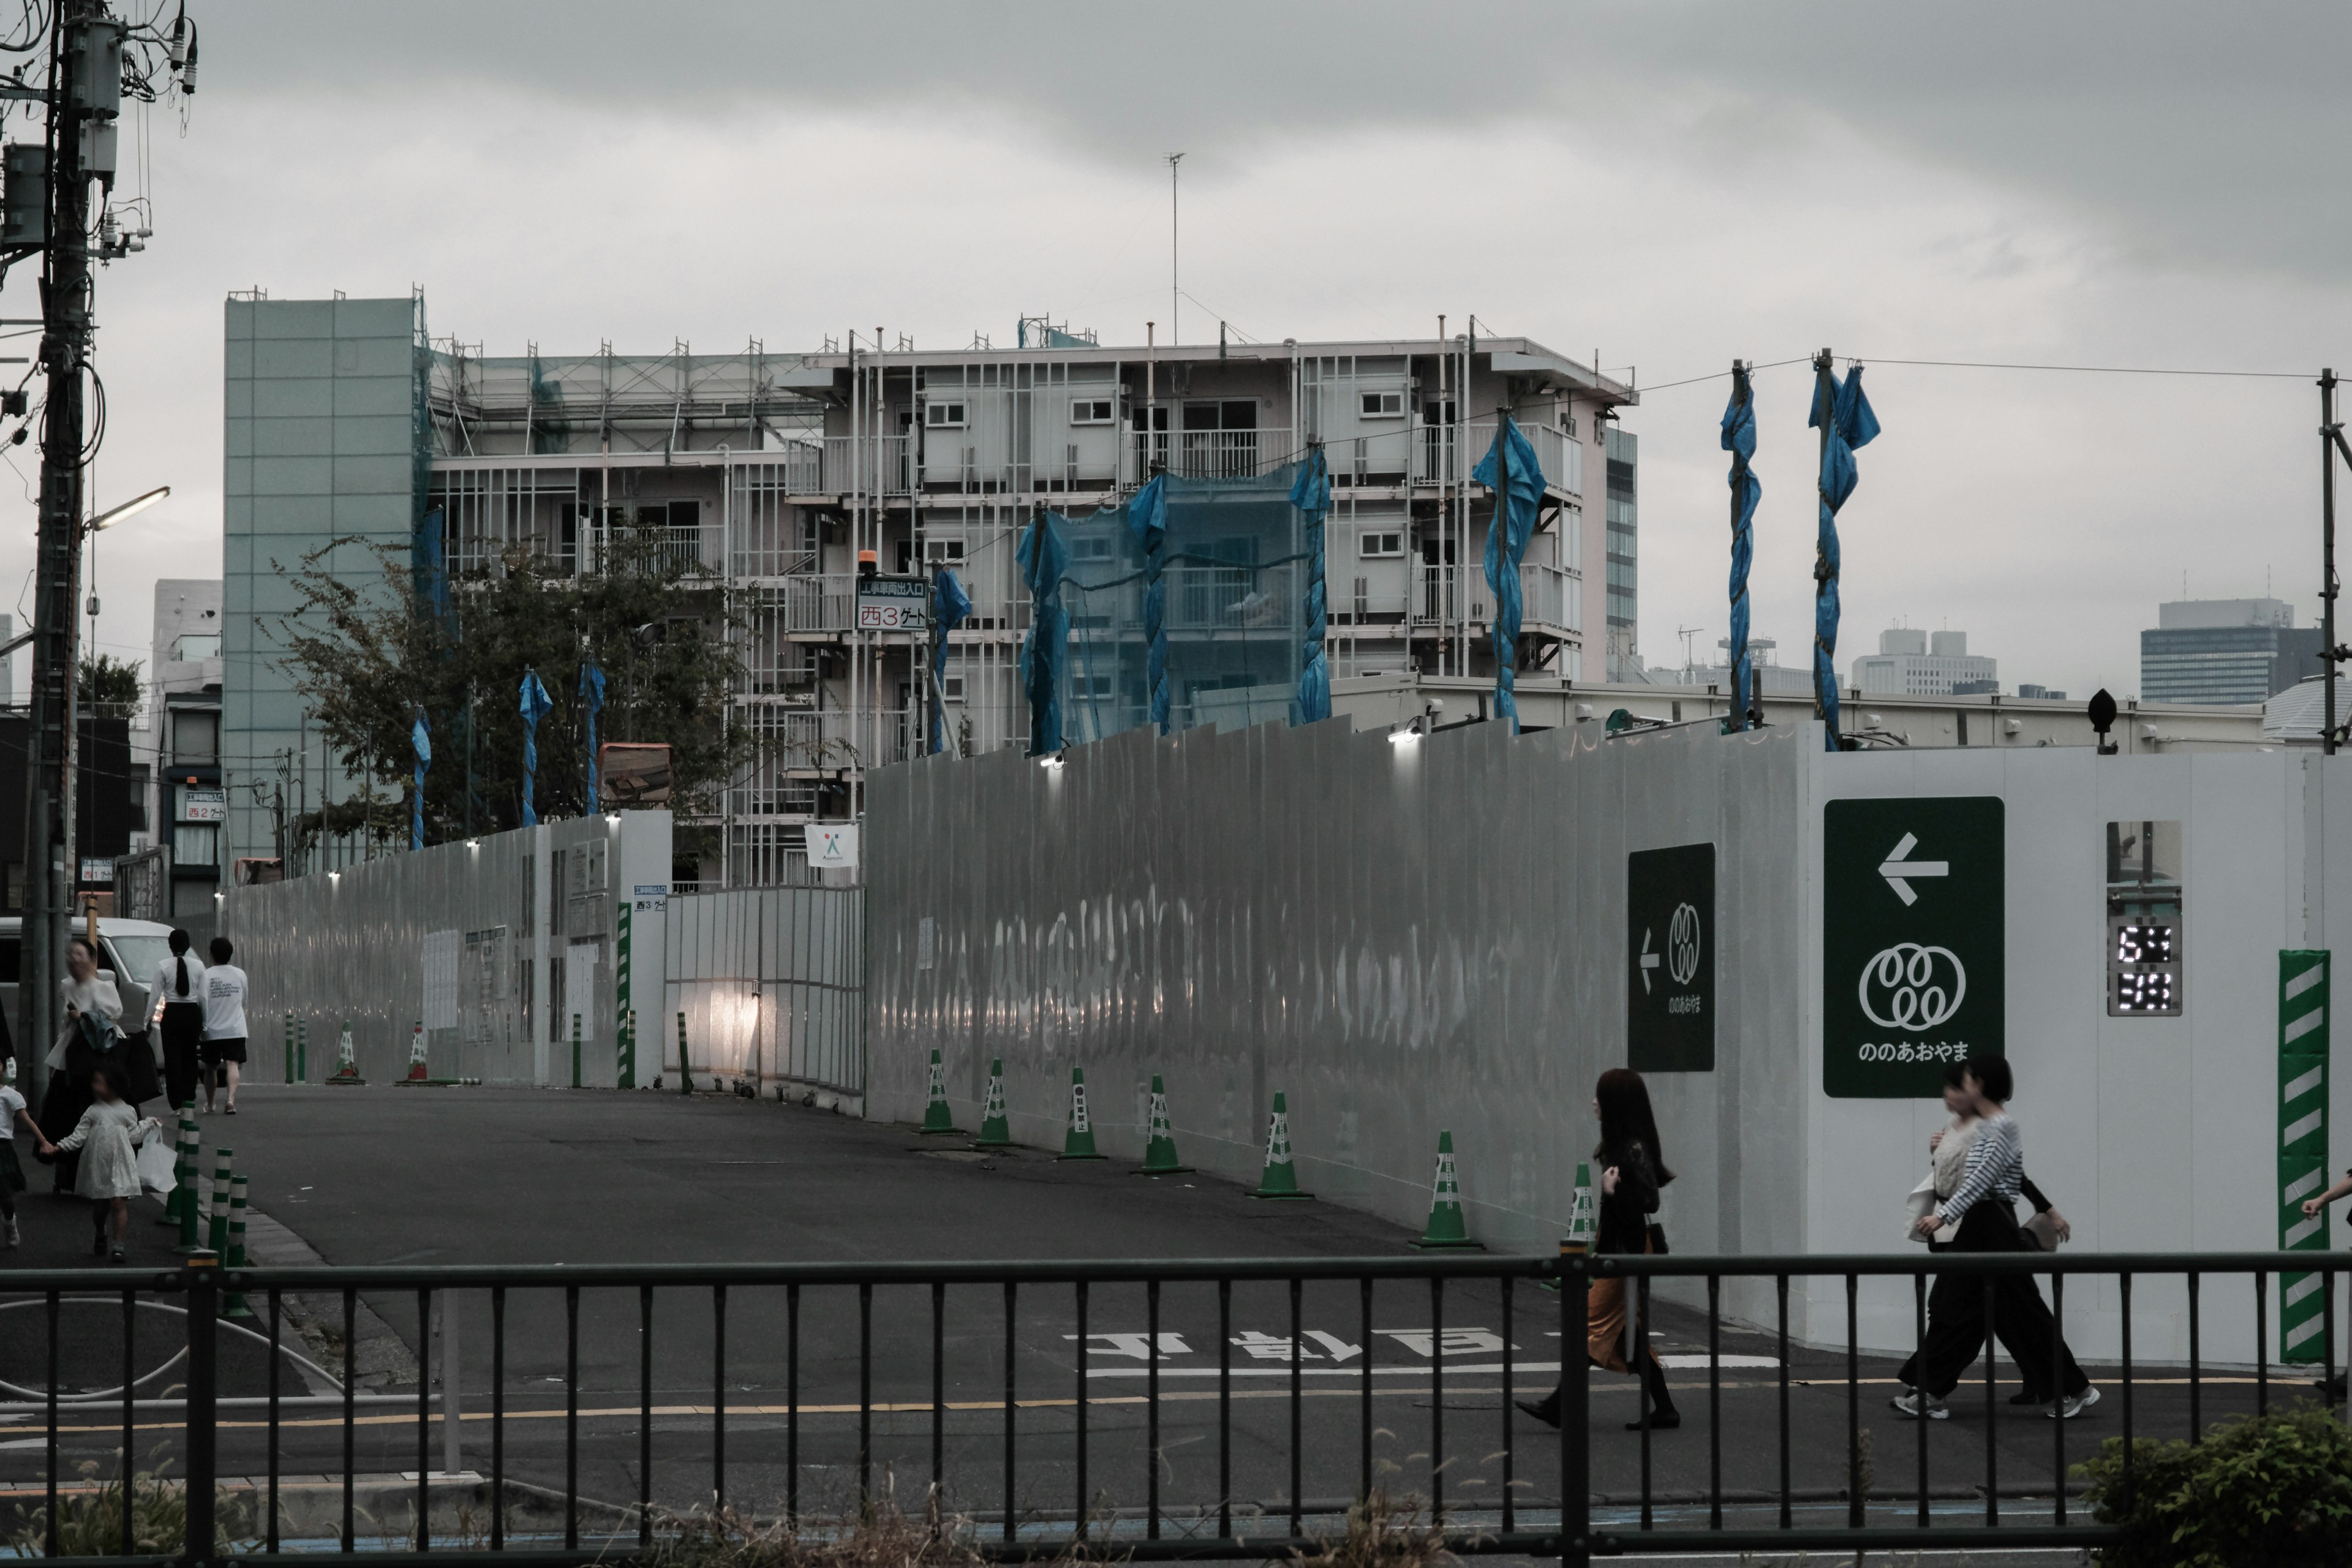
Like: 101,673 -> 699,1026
2277,949 -> 2330,1365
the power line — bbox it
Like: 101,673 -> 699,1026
1636,353 -> 2317,394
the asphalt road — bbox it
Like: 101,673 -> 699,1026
1,1084 -> 2328,1555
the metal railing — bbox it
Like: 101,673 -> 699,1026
1,1251 -> 2341,1566
1414,420 -> 1583,495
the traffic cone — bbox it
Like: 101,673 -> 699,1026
1250,1091 -> 1312,1199
972,1058 -> 1014,1148
1057,1066 -> 1104,1160
224,1174 -> 254,1321
1564,1160 -> 1597,1253
404,1022 -> 429,1082
1134,1074 -> 1191,1175
1411,1131 -> 1483,1250
205,1145 -> 233,1256
919,1049 -> 963,1135
328,1022 -> 364,1085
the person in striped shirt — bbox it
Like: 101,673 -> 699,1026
1893,1056 -> 2098,1421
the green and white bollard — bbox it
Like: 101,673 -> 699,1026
160,1107 -> 193,1229
205,1145 -> 233,1256
282,1012 -> 295,1085
676,1011 -> 692,1094
571,1014 -> 583,1090
224,1174 -> 254,1321
2280,949 -> 2331,1363
175,1113 -> 202,1252
296,1018 -> 308,1084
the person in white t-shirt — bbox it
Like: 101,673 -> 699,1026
1,1072 -> 57,1248
200,937 -> 250,1115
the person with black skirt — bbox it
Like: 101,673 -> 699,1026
147,929 -> 205,1112
1517,1067 -> 1682,1431
1893,1055 -> 2097,1420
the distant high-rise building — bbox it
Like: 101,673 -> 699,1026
1851,628 -> 1999,696
2139,598 -> 2323,706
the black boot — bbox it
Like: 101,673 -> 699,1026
1627,1354 -> 1681,1431
1514,1384 -> 1562,1428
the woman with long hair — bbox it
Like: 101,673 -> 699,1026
1518,1066 -> 1681,1431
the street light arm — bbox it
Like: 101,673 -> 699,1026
86,484 -> 168,532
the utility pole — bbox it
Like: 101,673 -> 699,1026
2324,368 -> 2340,755
18,6 -> 190,1115
1166,153 -> 1183,347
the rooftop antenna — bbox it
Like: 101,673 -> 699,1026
1166,153 -> 1185,347
1676,624 -> 1704,679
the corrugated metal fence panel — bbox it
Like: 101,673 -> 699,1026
663,886 -> 864,1096
866,719 -> 1807,1275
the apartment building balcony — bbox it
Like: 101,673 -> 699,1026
748,708 -> 916,772
1411,419 -> 1583,496
1409,562 -> 1581,637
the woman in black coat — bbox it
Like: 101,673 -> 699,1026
1518,1067 -> 1682,1431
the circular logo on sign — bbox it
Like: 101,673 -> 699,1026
1667,902 -> 1702,987
1858,943 -> 1967,1030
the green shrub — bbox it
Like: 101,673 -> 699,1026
2077,1404 -> 2352,1567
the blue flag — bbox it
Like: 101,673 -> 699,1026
519,668 -> 554,827
410,710 -> 431,851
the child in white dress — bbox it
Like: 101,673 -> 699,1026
53,1063 -> 156,1262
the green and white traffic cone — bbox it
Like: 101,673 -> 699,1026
1249,1091 -> 1312,1199
205,1146 -> 233,1256
1134,1074 -> 1191,1175
224,1174 -> 254,1321
971,1058 -> 1014,1148
1411,1131 -> 1483,1250
175,1114 -> 202,1253
1057,1066 -> 1104,1161
1566,1160 -> 1597,1253
328,1022 -> 364,1085
919,1049 -> 963,1135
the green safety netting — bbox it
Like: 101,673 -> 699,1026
1032,461 -> 1317,748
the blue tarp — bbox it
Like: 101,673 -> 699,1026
1807,364 -> 1880,752
1018,510 -> 1071,755
930,568 -> 973,755
410,710 -> 431,851
518,668 -> 553,827
1123,475 -> 1171,733
1721,369 -> 1761,729
1472,414 -> 1544,734
581,664 -> 608,804
1289,450 -> 1332,726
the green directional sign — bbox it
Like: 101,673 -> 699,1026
1628,842 -> 1715,1072
1823,796 -> 2004,1098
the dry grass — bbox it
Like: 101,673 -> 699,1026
1289,1490 -> 1457,1568
4,1452 -> 256,1559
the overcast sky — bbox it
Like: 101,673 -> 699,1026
20,1 -> 2352,703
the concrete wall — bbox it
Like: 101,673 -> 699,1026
867,717 -> 2352,1362
219,811 -> 670,1087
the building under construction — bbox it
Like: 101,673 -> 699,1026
222,293 -> 1636,886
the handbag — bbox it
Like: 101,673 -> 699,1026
2022,1210 -> 2065,1251
1904,1172 -> 1957,1244
134,1123 -> 175,1196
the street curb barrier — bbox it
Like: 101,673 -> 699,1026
919,1049 -> 964,1136
205,1144 -> 233,1256
328,1022 -> 364,1085
1411,1130 -> 1483,1251
1134,1074 -> 1191,1175
1249,1090 -> 1312,1200
971,1058 -> 1014,1148
224,1173 -> 253,1321
1057,1066 -> 1103,1160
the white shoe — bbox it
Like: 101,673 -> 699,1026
2049,1385 -> 2101,1419
1890,1389 -> 1948,1420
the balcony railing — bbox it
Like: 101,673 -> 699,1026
1412,420 -> 1582,496
1133,428 -> 1297,483
748,707 -> 915,771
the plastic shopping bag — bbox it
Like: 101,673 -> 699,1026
1904,1172 -> 1940,1244
135,1128 -> 175,1197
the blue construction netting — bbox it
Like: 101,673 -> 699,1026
1722,367 -> 1760,729
1808,364 -> 1882,752
1472,417 -> 1542,734
1022,462 -> 1317,749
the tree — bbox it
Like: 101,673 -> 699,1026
271,529 -> 746,851
77,653 -> 142,720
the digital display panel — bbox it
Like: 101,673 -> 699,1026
2115,922 -> 2175,965
2106,820 -> 2183,1019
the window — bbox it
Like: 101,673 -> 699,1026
1076,674 -> 1114,699
173,824 -> 220,868
942,676 -> 965,701
171,633 -> 220,662
925,402 -> 967,428
1358,532 -> 1404,559
1360,391 -> 1404,418
170,709 -> 218,766
924,538 -> 966,564
1071,398 -> 1114,425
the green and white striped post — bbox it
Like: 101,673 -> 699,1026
206,1145 -> 233,1256
616,899 -> 635,1088
2280,949 -> 2331,1365
224,1174 -> 254,1321
676,1011 -> 692,1095
175,1113 -> 202,1253
571,1014 -> 583,1090
296,1017 -> 308,1084
282,1012 -> 295,1085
